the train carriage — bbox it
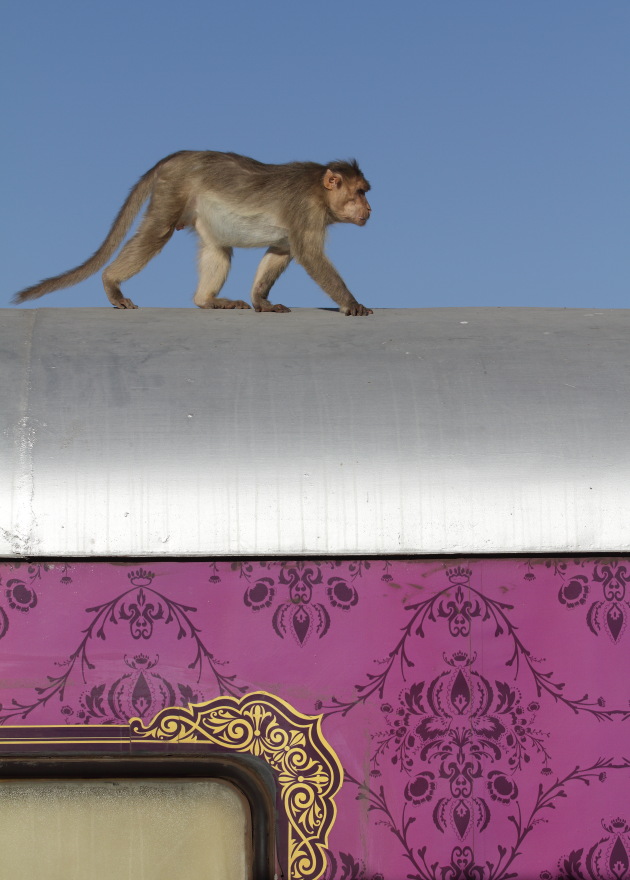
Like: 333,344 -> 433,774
2,307 -> 630,880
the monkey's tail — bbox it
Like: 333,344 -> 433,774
12,164 -> 159,304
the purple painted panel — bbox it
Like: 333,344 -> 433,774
0,557 -> 629,880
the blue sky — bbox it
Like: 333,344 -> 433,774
3,2 -> 629,312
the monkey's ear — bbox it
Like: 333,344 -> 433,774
323,169 -> 343,190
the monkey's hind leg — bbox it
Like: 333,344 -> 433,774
193,226 -> 250,310
250,248 -> 292,313
102,215 -> 176,309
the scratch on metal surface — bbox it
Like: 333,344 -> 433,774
11,311 -> 39,555
0,528 -> 23,556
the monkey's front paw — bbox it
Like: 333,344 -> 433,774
230,300 -> 251,310
344,302 -> 373,316
115,298 -> 138,309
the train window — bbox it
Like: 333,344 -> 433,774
0,777 -> 253,879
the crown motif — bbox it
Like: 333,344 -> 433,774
127,568 -> 154,586
125,653 -> 159,670
446,566 -> 472,584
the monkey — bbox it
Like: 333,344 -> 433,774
13,151 -> 373,316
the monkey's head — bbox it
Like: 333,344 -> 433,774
323,161 -> 371,226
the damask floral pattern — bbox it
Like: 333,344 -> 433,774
543,817 -> 630,880
370,652 -> 548,840
0,567 -> 245,725
0,576 -> 38,642
589,563 -> 630,643
554,560 -> 630,643
238,561 -> 361,644
0,557 -> 629,879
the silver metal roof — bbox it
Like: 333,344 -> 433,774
1,307 -> 629,557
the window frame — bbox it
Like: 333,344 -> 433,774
0,753 -> 277,880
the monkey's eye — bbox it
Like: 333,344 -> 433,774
357,189 -> 365,197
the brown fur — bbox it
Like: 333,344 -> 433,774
13,151 -> 372,315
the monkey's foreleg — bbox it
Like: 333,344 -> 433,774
294,247 -> 373,316
250,248 -> 292,313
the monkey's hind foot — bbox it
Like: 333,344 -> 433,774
197,298 -> 251,310
254,302 -> 291,313
224,300 -> 251,309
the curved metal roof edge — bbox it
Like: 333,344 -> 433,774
2,307 -> 629,557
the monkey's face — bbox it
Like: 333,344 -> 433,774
323,172 -> 372,226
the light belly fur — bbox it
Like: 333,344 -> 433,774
197,199 -> 289,249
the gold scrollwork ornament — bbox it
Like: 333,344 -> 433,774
130,691 -> 343,880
